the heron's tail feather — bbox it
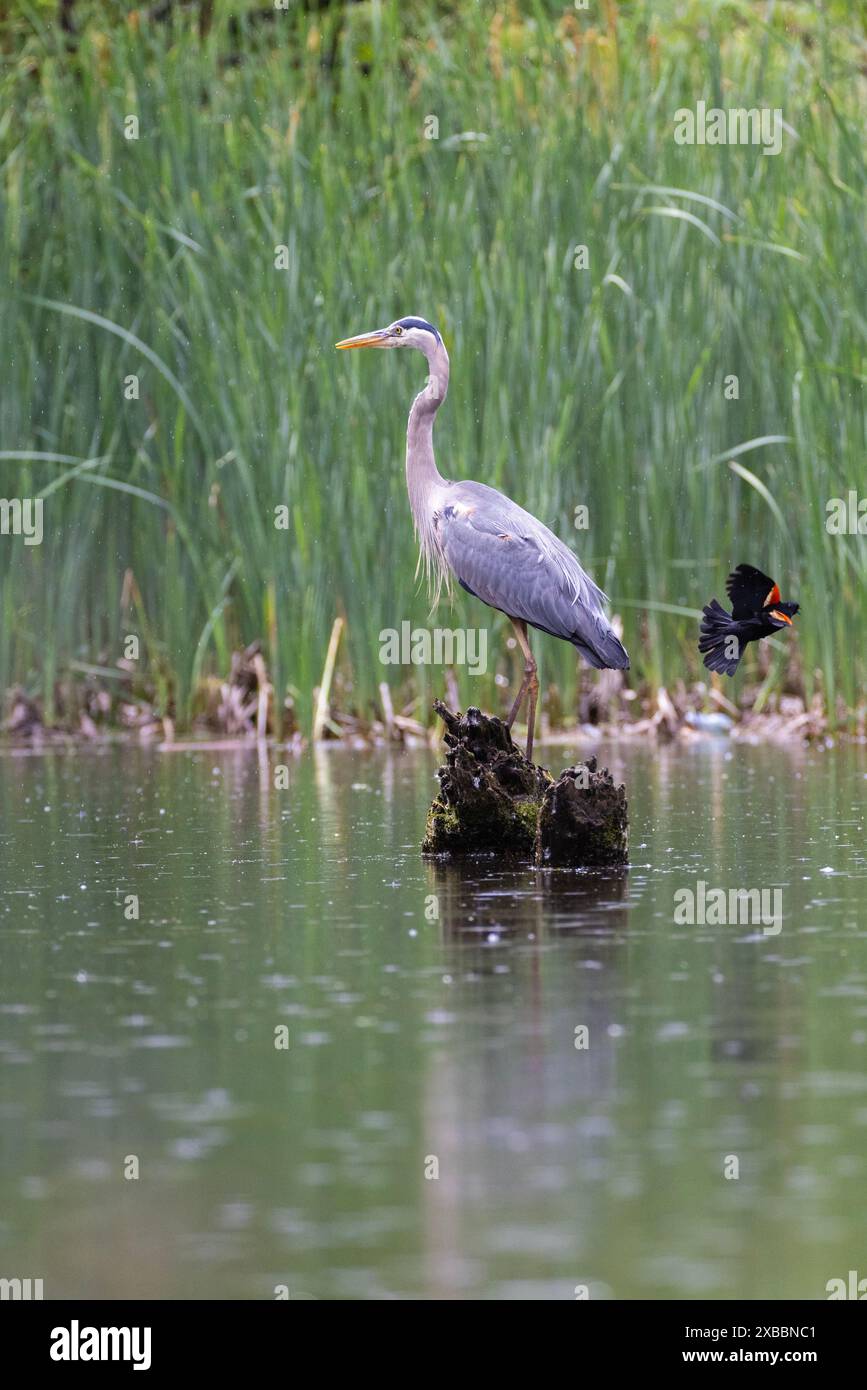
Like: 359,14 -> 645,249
572,623 -> 630,671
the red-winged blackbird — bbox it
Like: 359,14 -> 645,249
699,564 -> 799,677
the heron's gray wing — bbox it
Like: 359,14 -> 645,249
436,481 -> 628,670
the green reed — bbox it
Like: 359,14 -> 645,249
0,1 -> 864,731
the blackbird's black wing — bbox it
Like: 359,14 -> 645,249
725,563 -> 780,620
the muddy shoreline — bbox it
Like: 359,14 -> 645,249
2,641 -> 861,750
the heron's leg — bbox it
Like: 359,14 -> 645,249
506,618 -> 539,761
506,620 -> 531,727
524,671 -> 539,765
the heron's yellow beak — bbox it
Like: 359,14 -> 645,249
335,330 -> 390,350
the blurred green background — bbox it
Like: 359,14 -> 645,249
0,1 -> 864,732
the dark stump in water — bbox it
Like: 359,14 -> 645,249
422,702 -> 549,856
423,702 -> 628,867
535,759 -> 628,867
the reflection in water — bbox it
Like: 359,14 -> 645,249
428,859 -> 629,942
420,861 -> 631,1296
0,739 -> 865,1299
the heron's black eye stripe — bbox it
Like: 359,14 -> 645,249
396,317 -> 442,342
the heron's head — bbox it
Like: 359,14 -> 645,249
336,316 -> 442,355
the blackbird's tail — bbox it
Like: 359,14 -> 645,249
699,599 -> 742,677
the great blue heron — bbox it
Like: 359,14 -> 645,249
336,316 -> 629,761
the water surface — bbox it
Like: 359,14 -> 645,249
1,739 -> 865,1299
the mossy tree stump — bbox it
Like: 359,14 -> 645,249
423,702 -> 628,867
534,760 -> 629,867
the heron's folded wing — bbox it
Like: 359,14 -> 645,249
437,483 -> 616,657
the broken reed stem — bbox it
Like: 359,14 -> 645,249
253,652 -> 270,744
379,680 -> 395,737
312,616 -> 344,742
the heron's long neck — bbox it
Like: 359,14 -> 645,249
406,340 -> 450,599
